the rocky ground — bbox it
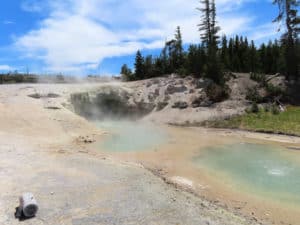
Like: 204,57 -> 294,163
0,83 -> 263,225
69,73 -> 261,125
128,74 -> 257,124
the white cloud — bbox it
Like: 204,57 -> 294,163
15,0 -> 268,74
249,23 -> 279,41
0,65 -> 14,71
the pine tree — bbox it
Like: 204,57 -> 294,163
134,50 -> 145,80
160,45 -> 168,74
259,43 -> 267,73
165,39 -> 176,73
245,37 -> 252,72
221,35 -> 230,70
228,37 -> 234,71
187,44 -> 205,77
198,0 -> 211,47
271,39 -> 280,73
240,37 -> 250,72
239,36 -> 245,71
144,55 -> 154,78
249,40 -> 259,73
198,0 -> 223,84
174,26 -> 184,70
187,45 -> 198,75
120,64 -> 133,81
232,35 -> 241,72
273,0 -> 300,79
266,41 -> 274,74
210,0 -> 220,47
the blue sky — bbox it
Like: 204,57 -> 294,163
0,0 -> 282,75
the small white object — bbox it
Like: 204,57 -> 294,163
19,193 -> 38,218
279,105 -> 285,112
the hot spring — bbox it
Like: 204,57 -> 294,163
194,142 -> 300,205
94,120 -> 168,152
70,89 -> 300,223
93,117 -> 300,207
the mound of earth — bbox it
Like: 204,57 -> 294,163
69,73 -> 261,125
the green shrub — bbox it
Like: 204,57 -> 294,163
176,67 -> 188,77
246,87 -> 263,103
271,104 -> 280,115
264,104 -> 271,112
250,73 -> 266,83
206,83 -> 230,102
251,102 -> 259,113
266,83 -> 284,98
120,64 -> 133,81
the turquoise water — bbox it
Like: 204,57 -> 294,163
94,120 -> 167,152
194,143 -> 300,205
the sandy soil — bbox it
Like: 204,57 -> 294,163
0,83 -> 261,225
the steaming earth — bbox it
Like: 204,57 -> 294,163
0,79 -> 299,225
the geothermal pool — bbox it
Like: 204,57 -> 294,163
194,142 -> 300,205
93,119 -> 300,221
94,120 -> 167,152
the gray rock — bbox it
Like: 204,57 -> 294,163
189,89 -> 195,94
191,98 -> 202,108
148,89 -> 160,102
152,78 -> 160,84
165,85 -> 188,95
156,102 -> 169,111
172,101 -> 188,109
190,95 -> 209,108
164,95 -> 171,102
170,73 -> 180,79
154,88 -> 160,97
148,93 -> 156,102
177,79 -> 184,85
184,76 -> 194,81
136,102 -> 156,114
200,100 -> 213,107
195,78 -> 213,89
